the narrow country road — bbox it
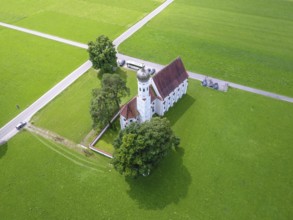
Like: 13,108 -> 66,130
0,0 -> 174,142
0,61 -> 92,141
0,22 -> 88,49
0,0 -> 292,142
113,0 -> 174,49
117,54 -> 293,103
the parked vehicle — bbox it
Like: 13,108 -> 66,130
117,59 -> 125,67
146,67 -> 156,75
16,122 -> 27,130
126,60 -> 144,70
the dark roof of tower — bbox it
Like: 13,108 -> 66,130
120,97 -> 139,120
152,57 -> 188,99
137,66 -> 150,82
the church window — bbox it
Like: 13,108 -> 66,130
143,88 -> 145,92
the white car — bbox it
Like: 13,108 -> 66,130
16,122 -> 27,130
117,59 -> 125,67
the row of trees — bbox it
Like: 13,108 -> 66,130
90,74 -> 129,129
88,35 -> 181,179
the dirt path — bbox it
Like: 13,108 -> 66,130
26,123 -> 87,151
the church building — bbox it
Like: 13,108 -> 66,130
120,57 -> 189,129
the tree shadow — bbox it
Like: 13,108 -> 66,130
96,67 -> 128,82
166,94 -> 196,126
0,141 -> 8,159
116,68 -> 128,81
125,148 -> 192,210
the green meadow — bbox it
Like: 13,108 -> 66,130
119,0 -> 293,96
1,79 -> 292,219
0,0 -> 164,43
32,69 -> 138,143
1,0 -> 292,218
0,28 -> 87,127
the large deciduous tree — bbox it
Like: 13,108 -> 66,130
102,74 -> 130,109
90,74 -> 129,129
88,35 -> 117,74
90,88 -> 118,129
111,117 -> 180,178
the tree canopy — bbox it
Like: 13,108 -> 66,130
102,74 -> 130,109
90,74 -> 129,129
88,35 -> 117,74
111,117 -> 180,178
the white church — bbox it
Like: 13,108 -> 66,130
120,57 -> 189,129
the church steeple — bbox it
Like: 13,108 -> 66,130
136,66 -> 151,122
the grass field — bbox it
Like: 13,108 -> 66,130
0,28 -> 87,127
119,0 -> 293,96
0,0 -> 164,43
1,0 -> 292,218
1,79 -> 292,219
32,68 -> 138,143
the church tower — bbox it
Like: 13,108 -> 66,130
136,66 -> 151,122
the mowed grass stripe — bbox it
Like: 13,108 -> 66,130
119,0 -> 293,96
30,132 -> 104,172
30,132 -> 101,167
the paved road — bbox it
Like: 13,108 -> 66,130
1,0 -> 292,141
0,1 -> 173,142
0,22 -> 88,49
113,0 -> 174,49
0,61 -> 92,141
117,54 -> 293,103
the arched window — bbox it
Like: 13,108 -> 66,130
139,88 -> 141,91
143,88 -> 145,92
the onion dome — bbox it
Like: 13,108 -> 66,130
137,66 -> 150,82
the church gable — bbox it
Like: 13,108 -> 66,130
152,57 -> 189,99
120,97 -> 139,120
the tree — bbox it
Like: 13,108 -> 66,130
102,74 -> 130,109
90,88 -> 118,129
88,35 -> 117,74
111,117 -> 180,178
90,74 -> 129,129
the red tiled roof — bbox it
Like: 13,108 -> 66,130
120,97 -> 139,120
152,57 -> 188,99
149,85 -> 157,102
